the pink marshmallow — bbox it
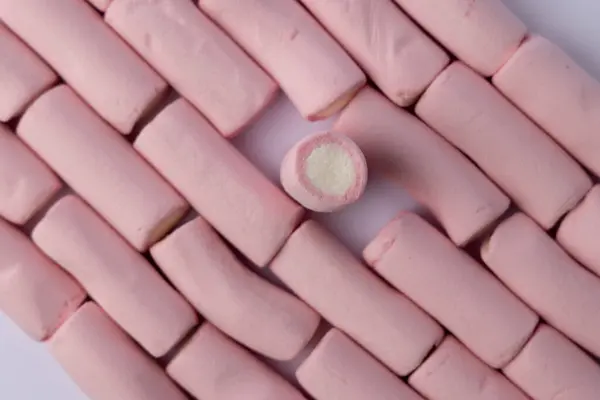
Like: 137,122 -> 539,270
270,220 -> 443,376
50,302 -> 187,400
557,185 -> 600,277
150,217 -> 320,361
0,0 -> 167,134
86,0 -> 111,12
105,0 -> 277,138
482,213 -> 600,359
299,0 -> 448,106
334,87 -> 509,246
0,218 -> 85,341
32,195 -> 198,357
0,23 -> 56,122
409,336 -> 529,400
504,324 -> 600,400
364,213 -> 538,368
168,323 -> 306,400
18,85 -> 188,251
198,0 -> 366,120
0,124 -> 61,225
494,35 -> 600,178
298,328 -> 424,400
392,0 -> 526,75
280,131 -> 368,213
417,62 -> 592,229
135,99 -> 303,266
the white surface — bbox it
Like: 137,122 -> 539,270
2,1 -> 600,398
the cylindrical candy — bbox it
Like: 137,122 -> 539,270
0,218 -> 85,341
494,35 -> 600,178
150,217 -> 320,361
557,185 -> 600,277
135,99 -> 303,266
168,323 -> 306,400
298,328 -> 424,400
482,213 -> 600,358
280,131 -> 368,213
105,0 -> 277,137
299,0 -> 448,106
504,324 -> 600,400
86,0 -> 111,12
50,302 -> 187,400
0,0 -> 167,133
0,23 -> 56,122
0,124 -> 61,225
364,212 -> 538,368
392,0 -> 526,75
32,195 -> 198,357
334,87 -> 509,246
270,220 -> 444,376
198,0 -> 366,120
409,336 -> 529,400
18,85 -> 189,251
417,62 -> 592,229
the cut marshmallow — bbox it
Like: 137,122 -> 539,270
281,132 -> 367,212
482,213 -> 600,359
504,325 -> 600,400
0,23 -> 56,122
0,218 -> 85,341
50,303 -> 187,400
298,329 -> 424,400
167,323 -> 306,400
417,62 -> 592,229
198,0 -> 366,120
0,124 -> 61,225
105,0 -> 277,137
135,99 -> 303,266
409,336 -> 529,400
494,35 -> 600,178
0,0 -> 167,133
334,87 -> 509,246
18,86 -> 188,251
270,220 -> 443,376
33,195 -> 198,357
364,213 -> 538,368
150,217 -> 320,361
392,0 -> 526,75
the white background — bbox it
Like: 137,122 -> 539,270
2,0 -> 600,398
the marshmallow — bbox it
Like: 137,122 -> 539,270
105,0 -> 277,138
86,0 -> 111,11
0,23 -> 56,122
168,323 -> 306,400
417,62 -> 592,229
504,325 -> 600,400
50,303 -> 187,400
0,124 -> 61,225
409,336 -> 529,400
392,0 -> 526,75
557,185 -> 600,277
18,85 -> 188,251
280,132 -> 368,212
198,0 -> 366,120
365,213 -> 537,368
334,87 -> 509,246
482,213 -> 600,359
0,0 -> 167,134
0,218 -> 85,341
494,35 -> 600,178
33,195 -> 198,357
150,217 -> 320,361
298,329 -> 424,400
135,99 -> 303,266
270,220 -> 443,376
299,0 -> 448,106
